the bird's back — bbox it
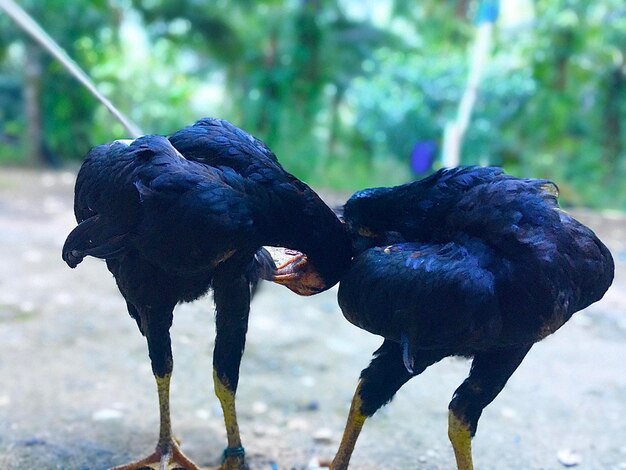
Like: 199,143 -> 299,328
169,118 -> 282,179
65,135 -> 257,272
340,167 -> 614,352
169,118 -> 353,287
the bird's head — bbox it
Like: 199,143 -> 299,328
261,201 -> 353,296
343,187 -> 392,235
342,186 -> 403,254
242,159 -> 354,295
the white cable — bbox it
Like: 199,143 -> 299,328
0,0 -> 143,138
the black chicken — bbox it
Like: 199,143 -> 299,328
62,119 -> 351,470
329,166 -> 614,470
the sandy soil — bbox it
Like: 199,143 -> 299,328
0,169 -> 624,470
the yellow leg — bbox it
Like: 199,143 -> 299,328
111,374 -> 200,470
330,381 -> 368,470
156,374 -> 173,450
448,410 -> 474,470
214,369 -> 246,470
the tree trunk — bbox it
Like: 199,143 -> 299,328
293,0 -> 322,125
259,29 -> 280,142
24,41 -> 44,166
604,64 -> 625,184
456,0 -> 470,20
327,83 -> 345,157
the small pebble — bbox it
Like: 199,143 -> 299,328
252,424 -> 266,437
300,400 -> 320,412
500,407 -> 517,419
54,292 -> 73,306
312,428 -> 334,444
287,418 -> 309,431
252,401 -> 268,414
263,426 -> 280,437
195,409 -> 211,420
557,449 -> 582,467
307,456 -> 321,468
92,409 -> 123,421
23,250 -> 43,263
301,376 -> 316,387
21,438 -> 46,447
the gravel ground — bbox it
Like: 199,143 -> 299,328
0,169 -> 625,470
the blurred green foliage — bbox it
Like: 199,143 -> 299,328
0,0 -> 624,208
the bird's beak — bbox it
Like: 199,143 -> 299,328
272,253 -> 326,296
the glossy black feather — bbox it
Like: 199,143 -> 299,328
64,120 -> 351,290
340,166 -> 614,357
169,118 -> 352,284
169,117 -> 280,173
64,136 -> 256,277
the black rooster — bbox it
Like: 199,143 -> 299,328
62,119 -> 351,470
330,166 -> 614,470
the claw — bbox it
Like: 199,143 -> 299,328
110,440 -> 201,470
274,253 -> 307,272
272,253 -> 326,296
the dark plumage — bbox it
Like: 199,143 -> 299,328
62,118 -> 351,470
330,166 -> 614,470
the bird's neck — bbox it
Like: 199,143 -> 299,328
259,188 -> 352,286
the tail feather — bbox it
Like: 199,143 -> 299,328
62,215 -> 130,268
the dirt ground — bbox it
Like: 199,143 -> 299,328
0,169 -> 624,470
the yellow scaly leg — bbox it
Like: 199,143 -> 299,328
214,369 -> 246,470
329,381 -> 368,470
448,410 -> 474,470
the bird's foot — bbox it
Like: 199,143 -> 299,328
110,439 -> 201,470
218,446 -> 248,470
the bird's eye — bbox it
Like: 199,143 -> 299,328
357,226 -> 378,238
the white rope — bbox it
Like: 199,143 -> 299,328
441,4 -> 497,168
0,0 -> 143,138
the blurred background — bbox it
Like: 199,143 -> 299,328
1,0 -> 625,207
